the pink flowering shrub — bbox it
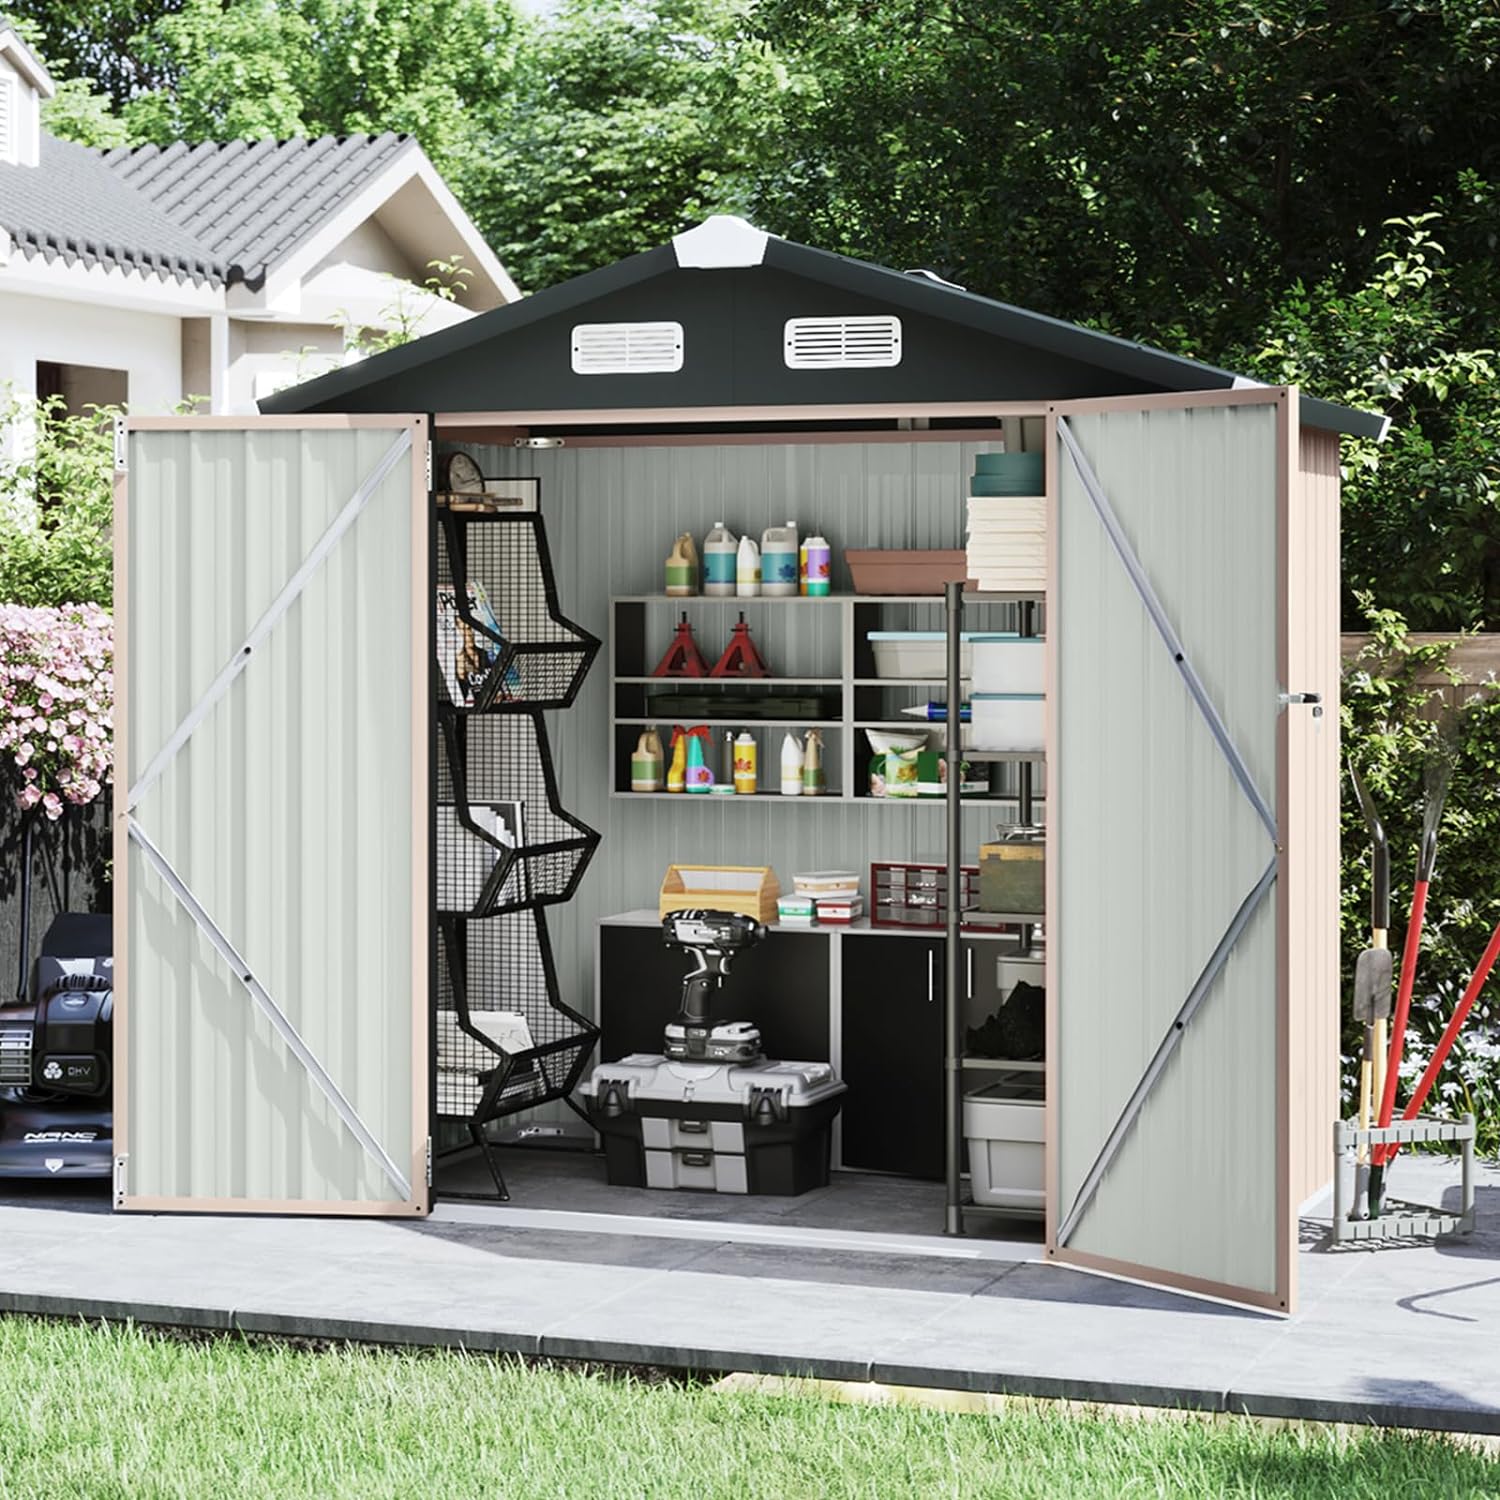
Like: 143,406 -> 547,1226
0,604 -> 112,820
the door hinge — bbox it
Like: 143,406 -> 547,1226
425,440 -> 434,493
425,1136 -> 433,1188
113,1153 -> 128,1207
1279,690 -> 1323,718
113,418 -> 128,473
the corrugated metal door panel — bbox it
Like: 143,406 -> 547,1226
118,418 -> 428,1215
1051,394 -> 1290,1310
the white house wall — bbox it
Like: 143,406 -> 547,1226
0,287 -> 181,457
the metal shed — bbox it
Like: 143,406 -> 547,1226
117,217 -> 1373,1312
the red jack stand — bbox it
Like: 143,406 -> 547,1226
710,613 -> 771,678
652,613 -> 709,677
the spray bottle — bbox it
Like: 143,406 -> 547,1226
685,731 -> 712,793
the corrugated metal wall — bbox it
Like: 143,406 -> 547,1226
469,439 -> 1020,1015
1053,402 -> 1281,1297
124,425 -> 420,1206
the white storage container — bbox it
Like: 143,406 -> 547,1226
965,1078 -> 1044,1209
970,693 -> 1045,752
868,631 -> 1012,680
972,635 -> 1044,695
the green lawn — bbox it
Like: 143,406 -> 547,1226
0,1317 -> 1491,1499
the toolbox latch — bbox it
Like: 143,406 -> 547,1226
747,1085 -> 787,1126
598,1078 -> 632,1118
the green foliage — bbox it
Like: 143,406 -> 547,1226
0,392 -> 116,610
38,76 -> 131,148
1249,213 -> 1500,628
1342,607 -> 1500,1150
465,0 -> 795,288
337,255 -> 472,356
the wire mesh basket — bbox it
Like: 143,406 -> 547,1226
437,711 -> 599,916
437,511 -> 599,712
435,912 -> 598,1124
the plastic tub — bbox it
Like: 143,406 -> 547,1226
970,693 -> 1044,752
964,1078 -> 1044,1209
972,636 -> 1044,695
845,549 -> 970,595
868,631 -> 1013,680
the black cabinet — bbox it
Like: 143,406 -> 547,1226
839,933 -> 945,1179
598,923 -> 830,1063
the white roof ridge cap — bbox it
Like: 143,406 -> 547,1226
672,215 -> 771,269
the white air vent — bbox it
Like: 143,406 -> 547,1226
0,1025 -> 31,1085
571,321 -> 684,375
784,315 -> 903,370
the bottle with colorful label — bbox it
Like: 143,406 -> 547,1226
630,729 -> 663,792
733,732 -> 758,794
736,535 -> 761,597
703,522 -> 737,597
802,534 -> 831,597
762,522 -> 799,597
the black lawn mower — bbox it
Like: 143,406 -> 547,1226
0,911 -> 113,1178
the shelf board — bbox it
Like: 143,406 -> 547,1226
612,594 -> 964,607
964,911 -> 1045,925
611,790 -> 846,803
964,749 -> 1045,763
616,676 -> 843,686
613,717 -> 842,729
961,590 -> 1046,603
961,1058 -> 1045,1072
851,678 -> 965,689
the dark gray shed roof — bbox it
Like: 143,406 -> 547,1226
260,225 -> 1385,441
100,132 -> 415,290
0,134 -> 221,284
0,129 -> 413,288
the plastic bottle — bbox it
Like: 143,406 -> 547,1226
735,535 -> 761,597
712,730 -> 737,795
685,731 -> 712,792
802,534 -> 831,597
630,729 -> 663,792
665,533 -> 699,596
780,731 -> 803,796
667,730 -> 688,792
733,731 -> 758,794
801,728 -> 826,795
762,521 -> 799,597
703,522 -> 738,597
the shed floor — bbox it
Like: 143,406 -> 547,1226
0,1153 -> 1495,1434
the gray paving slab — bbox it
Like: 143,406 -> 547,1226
0,1156 -> 1490,1433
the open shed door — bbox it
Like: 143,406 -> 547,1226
1048,388 -> 1315,1312
115,415 -> 430,1216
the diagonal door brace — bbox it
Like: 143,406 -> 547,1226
127,428 -> 412,812
127,818 -> 412,1202
1053,414 -> 1280,1247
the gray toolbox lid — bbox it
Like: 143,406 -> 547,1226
581,1054 -> 846,1110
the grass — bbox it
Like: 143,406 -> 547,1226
0,1318 -> 1493,1499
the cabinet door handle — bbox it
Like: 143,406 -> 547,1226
966,946 -> 974,1000
927,946 -> 935,1003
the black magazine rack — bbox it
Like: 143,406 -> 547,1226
435,503 -> 602,1199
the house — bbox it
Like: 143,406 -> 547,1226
0,23 -> 518,451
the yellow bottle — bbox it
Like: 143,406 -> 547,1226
667,729 -> 688,792
733,732 -> 758,794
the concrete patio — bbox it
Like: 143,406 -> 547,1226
0,1153 -> 1494,1435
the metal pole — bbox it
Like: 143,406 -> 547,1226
14,815 -> 32,1000
944,580 -> 964,1235
1018,599 -> 1035,826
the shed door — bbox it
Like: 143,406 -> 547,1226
116,416 -> 429,1216
1049,390 -> 1300,1311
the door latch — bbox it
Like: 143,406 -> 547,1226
1279,691 -> 1323,719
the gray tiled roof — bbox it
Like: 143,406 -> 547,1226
0,134 -> 221,283
0,129 -> 413,288
101,132 -> 414,290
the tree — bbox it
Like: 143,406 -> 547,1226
749,0 -> 1500,351
466,0 -> 797,289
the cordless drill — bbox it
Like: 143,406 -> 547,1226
661,909 -> 766,1062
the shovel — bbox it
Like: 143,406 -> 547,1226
1349,768 -> 1392,1219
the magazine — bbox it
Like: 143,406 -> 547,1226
436,580 -> 507,707
436,799 -> 528,913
